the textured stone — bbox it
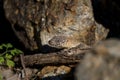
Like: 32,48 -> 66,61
75,39 -> 120,80
4,0 -> 108,51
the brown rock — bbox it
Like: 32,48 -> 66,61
4,0 -> 108,51
0,67 -> 20,80
75,39 -> 120,80
37,65 -> 71,78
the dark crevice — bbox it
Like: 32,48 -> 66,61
0,0 -> 27,52
91,0 -> 120,38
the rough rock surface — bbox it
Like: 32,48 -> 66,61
37,65 -> 71,79
75,39 -> 120,80
0,67 -> 38,80
4,0 -> 108,51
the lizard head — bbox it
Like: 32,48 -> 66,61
48,36 -> 80,49
48,36 -> 68,49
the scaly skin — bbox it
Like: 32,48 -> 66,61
48,36 -> 80,48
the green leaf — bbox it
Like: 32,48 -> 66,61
0,43 -> 13,49
0,45 -> 3,49
15,49 -> 23,54
5,54 -> 13,59
11,48 -> 23,55
10,50 -> 16,56
6,59 -> 15,68
0,73 -> 2,80
1,44 -> 7,48
0,57 -> 4,64
7,43 -> 13,48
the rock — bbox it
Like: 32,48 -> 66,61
38,65 -> 71,78
0,67 -> 20,80
0,66 -> 38,80
75,39 -> 120,80
4,0 -> 108,51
